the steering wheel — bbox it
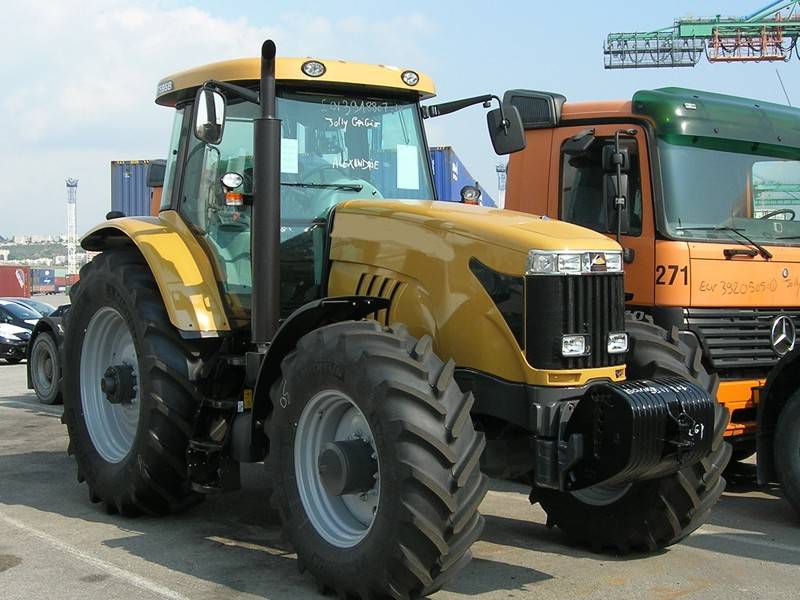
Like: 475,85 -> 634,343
759,208 -> 796,221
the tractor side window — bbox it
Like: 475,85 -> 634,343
181,100 -> 260,321
160,108 -> 185,210
560,138 -> 643,237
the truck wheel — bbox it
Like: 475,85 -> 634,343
774,390 -> 800,518
30,332 -> 62,405
268,321 -> 487,599
533,317 -> 731,553
62,249 -> 211,516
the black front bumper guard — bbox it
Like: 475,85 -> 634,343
536,377 -> 715,492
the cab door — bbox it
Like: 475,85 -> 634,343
548,124 -> 656,306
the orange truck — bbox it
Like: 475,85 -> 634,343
504,87 -> 800,513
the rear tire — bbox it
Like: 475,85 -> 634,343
268,321 -> 487,599
774,390 -> 800,518
532,317 -> 731,553
62,249 -> 211,516
30,332 -> 62,405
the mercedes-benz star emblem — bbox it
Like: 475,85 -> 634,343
770,315 -> 797,356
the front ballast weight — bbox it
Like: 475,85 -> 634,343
539,377 -> 715,492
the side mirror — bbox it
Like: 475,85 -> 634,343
487,104 -> 526,155
193,87 -> 226,145
603,173 -> 630,235
146,159 -> 166,188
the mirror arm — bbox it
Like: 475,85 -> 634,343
204,80 -> 259,105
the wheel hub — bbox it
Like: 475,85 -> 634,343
101,364 -> 136,405
318,439 -> 378,496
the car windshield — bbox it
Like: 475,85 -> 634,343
20,300 -> 54,316
0,301 -> 40,319
659,139 -> 800,245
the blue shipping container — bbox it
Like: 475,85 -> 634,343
429,146 -> 496,207
31,268 -> 55,285
111,160 -> 158,217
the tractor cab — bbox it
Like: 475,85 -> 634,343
155,58 -> 439,323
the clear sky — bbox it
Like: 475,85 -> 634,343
2,0 -> 798,236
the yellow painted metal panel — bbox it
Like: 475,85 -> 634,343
156,57 -> 436,106
327,201 -> 625,386
81,211 -> 230,335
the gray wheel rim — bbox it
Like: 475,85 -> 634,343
31,338 -> 56,398
571,482 -> 632,506
294,390 -> 379,548
80,307 -> 140,464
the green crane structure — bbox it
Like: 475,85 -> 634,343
605,1 -> 800,69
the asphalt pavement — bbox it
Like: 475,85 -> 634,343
1,360 -> 798,600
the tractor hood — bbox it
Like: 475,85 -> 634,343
334,200 -> 618,262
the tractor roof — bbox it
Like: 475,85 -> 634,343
156,57 -> 436,106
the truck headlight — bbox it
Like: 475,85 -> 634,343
607,332 -> 628,353
527,250 -> 623,275
562,334 -> 589,357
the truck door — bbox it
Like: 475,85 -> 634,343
550,124 -> 655,305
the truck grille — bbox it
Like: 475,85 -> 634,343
684,308 -> 800,379
526,273 -> 626,370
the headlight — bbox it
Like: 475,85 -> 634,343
607,332 -> 628,353
0,334 -> 17,343
562,334 -> 589,357
527,250 -> 623,275
401,70 -> 420,86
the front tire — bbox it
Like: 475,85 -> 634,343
62,249 -> 211,515
30,331 -> 62,405
268,321 -> 487,599
532,318 -> 731,553
774,390 -> 800,518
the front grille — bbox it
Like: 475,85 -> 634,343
685,308 -> 800,379
526,273 -> 626,369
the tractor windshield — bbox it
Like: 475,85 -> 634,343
659,139 -> 800,246
180,90 -> 433,320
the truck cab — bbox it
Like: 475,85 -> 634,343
505,87 -> 800,458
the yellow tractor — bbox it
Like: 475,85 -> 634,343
61,40 -> 729,599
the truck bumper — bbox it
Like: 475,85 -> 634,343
718,379 -> 763,438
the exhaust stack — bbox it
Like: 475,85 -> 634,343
252,40 -> 282,345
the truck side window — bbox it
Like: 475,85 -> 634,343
560,138 -> 643,236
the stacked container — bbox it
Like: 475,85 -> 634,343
0,265 -> 31,297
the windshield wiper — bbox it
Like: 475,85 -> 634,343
676,226 -> 773,260
281,182 -> 363,192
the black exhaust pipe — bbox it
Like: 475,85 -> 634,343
252,40 -> 281,345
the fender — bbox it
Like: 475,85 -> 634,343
230,295 -> 390,462
81,210 -> 230,337
26,310 -> 67,391
757,346 -> 800,484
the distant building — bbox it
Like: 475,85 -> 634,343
0,249 -> 9,261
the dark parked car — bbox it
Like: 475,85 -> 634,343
0,322 -> 31,364
0,299 -> 41,331
2,297 -> 56,317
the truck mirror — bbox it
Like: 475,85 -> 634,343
487,104 -> 526,155
194,87 -> 226,145
146,159 -> 166,188
603,173 -> 630,234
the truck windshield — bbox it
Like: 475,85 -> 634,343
659,139 -> 800,245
